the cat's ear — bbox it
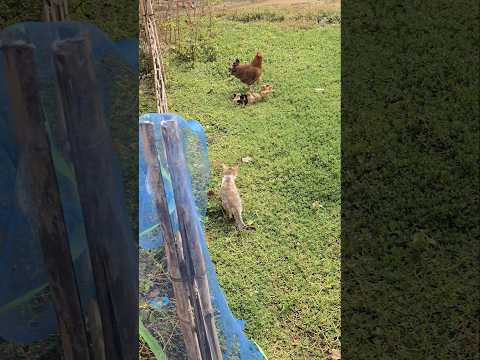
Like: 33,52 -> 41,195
232,164 -> 239,176
222,163 -> 228,172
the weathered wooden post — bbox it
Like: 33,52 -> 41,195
52,37 -> 138,360
140,0 -> 169,113
161,120 -> 223,360
43,0 -> 69,21
1,41 -> 90,360
140,121 -> 203,360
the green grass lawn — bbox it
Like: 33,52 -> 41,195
140,16 -> 340,359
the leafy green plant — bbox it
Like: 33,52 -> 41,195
139,317 -> 167,360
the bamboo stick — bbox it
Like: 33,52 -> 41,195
43,0 -> 69,21
140,122 -> 203,360
1,41 -> 90,360
161,120 -> 223,360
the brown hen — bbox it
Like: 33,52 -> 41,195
229,51 -> 262,89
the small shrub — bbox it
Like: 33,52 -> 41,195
158,13 -> 219,66
170,32 -> 218,65
200,39 -> 218,63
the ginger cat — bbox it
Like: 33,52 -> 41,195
232,84 -> 273,106
220,164 -> 249,231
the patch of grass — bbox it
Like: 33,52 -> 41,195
140,18 -> 340,359
0,1 -> 43,29
220,8 -> 341,28
0,336 -> 62,360
226,10 -> 286,23
341,1 -> 479,358
293,11 -> 341,25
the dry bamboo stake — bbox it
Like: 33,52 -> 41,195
43,0 -> 69,21
162,0 -> 171,43
140,122 -> 202,360
140,0 -> 169,113
156,120 -> 210,359
161,120 -> 223,360
175,0 -> 181,45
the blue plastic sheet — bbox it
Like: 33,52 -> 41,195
139,113 -> 264,359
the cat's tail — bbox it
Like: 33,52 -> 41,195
233,208 -> 255,231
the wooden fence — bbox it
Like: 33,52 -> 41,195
140,0 -> 169,113
0,35 -> 137,360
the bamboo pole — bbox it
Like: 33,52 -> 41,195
52,37 -> 138,360
161,120 -> 223,360
1,41 -> 90,360
139,122 -> 203,360
140,0 -> 169,113
143,120 -> 211,360
178,219 -> 211,360
43,0 -> 69,21
175,0 -> 181,45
